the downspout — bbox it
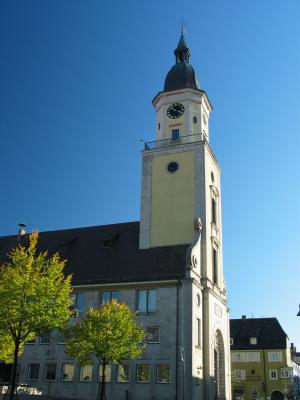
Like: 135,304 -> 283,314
262,350 -> 268,399
176,280 -> 180,400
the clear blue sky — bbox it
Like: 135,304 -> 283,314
1,1 -> 300,345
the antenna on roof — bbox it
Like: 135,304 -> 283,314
18,223 -> 26,242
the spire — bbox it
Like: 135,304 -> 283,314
174,31 -> 190,64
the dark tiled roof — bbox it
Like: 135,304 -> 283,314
0,222 -> 188,286
230,318 -> 287,350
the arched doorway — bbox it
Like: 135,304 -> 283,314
213,329 -> 225,399
271,391 -> 284,400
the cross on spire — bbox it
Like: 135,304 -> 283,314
181,18 -> 187,35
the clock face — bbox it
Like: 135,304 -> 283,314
167,103 -> 185,119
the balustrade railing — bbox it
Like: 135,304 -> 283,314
144,133 -> 205,151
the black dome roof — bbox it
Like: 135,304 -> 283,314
164,62 -> 200,91
164,32 -> 200,92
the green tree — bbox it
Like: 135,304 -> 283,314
65,301 -> 145,400
0,231 -> 72,400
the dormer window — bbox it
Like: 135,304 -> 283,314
250,337 -> 257,345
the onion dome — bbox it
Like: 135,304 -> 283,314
164,32 -> 200,92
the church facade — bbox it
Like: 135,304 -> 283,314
0,32 -> 231,400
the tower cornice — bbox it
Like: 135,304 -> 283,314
152,87 -> 213,111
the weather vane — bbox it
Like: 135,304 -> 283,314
181,18 -> 187,34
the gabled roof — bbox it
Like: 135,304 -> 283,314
0,222 -> 188,286
230,317 -> 288,350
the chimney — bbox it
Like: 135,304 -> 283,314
242,315 -> 246,320
18,223 -> 26,242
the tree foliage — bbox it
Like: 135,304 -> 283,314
0,231 -> 72,399
65,301 -> 145,400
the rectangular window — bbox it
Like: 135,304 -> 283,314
212,248 -> 218,285
247,352 -> 260,362
40,331 -> 51,344
212,198 -> 217,225
280,368 -> 291,379
232,352 -> 242,362
269,369 -> 278,380
98,364 -> 111,382
101,291 -> 120,304
136,364 -> 150,383
57,329 -> 66,344
44,363 -> 56,381
80,365 -> 93,382
268,351 -> 282,362
61,364 -> 75,382
28,363 -> 40,380
156,364 -> 171,384
117,363 -> 130,383
146,327 -> 160,343
171,129 -> 179,141
235,370 -> 246,380
70,292 -> 85,317
230,338 -> 234,345
196,318 -> 201,347
137,289 -> 156,314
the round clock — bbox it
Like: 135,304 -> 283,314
167,103 -> 185,119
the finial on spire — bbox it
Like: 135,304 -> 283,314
174,22 -> 190,64
181,18 -> 187,35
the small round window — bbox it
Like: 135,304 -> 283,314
167,162 -> 179,173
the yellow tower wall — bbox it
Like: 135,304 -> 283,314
150,150 -> 195,246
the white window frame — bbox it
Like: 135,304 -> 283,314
79,365 -> 93,382
268,351 -> 282,362
156,363 -> 171,384
269,369 -> 278,380
61,363 -> 75,382
280,368 -> 291,379
136,364 -> 151,384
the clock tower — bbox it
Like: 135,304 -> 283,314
139,31 -> 231,400
140,31 -> 214,249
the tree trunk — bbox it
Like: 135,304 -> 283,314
99,362 -> 106,400
9,340 -> 20,400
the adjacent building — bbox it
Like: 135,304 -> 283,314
230,317 -> 296,400
0,32 -> 232,400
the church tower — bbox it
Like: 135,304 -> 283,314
139,32 -> 231,400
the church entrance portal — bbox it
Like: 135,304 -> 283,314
214,329 -> 225,400
271,391 -> 284,400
